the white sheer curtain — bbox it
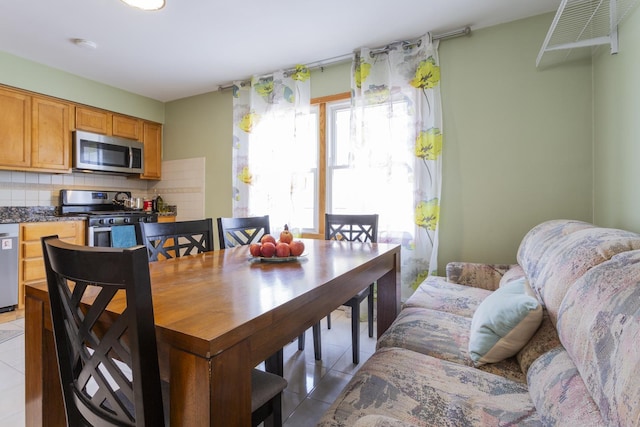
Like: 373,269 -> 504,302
231,67 -> 311,232
350,34 -> 443,299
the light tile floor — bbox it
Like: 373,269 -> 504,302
0,308 -> 375,426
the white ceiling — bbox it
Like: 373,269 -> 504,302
0,0 -> 560,102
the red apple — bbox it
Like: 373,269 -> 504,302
260,241 -> 276,257
249,243 -> 262,257
275,242 -> 291,257
279,224 -> 293,244
289,240 -> 305,257
261,234 -> 276,245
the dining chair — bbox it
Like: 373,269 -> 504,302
217,216 -> 321,362
324,213 -> 379,364
217,215 -> 271,249
140,218 -> 214,261
41,235 -> 288,427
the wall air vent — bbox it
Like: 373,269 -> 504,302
537,0 -> 639,68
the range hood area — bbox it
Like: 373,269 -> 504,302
537,0 -> 640,68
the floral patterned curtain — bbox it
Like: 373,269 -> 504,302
351,34 -> 442,300
231,67 -> 311,230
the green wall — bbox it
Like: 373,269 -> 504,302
0,11 -> 601,274
437,14 -> 593,269
0,51 -> 164,123
164,13 -> 594,271
593,6 -> 640,231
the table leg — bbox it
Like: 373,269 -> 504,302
170,340 -> 252,426
25,294 -> 65,427
375,252 -> 401,336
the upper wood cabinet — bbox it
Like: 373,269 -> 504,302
31,96 -> 72,171
76,106 -> 142,141
0,85 -> 161,177
0,87 -> 31,168
0,86 -> 72,172
75,106 -> 110,134
141,121 -> 162,180
112,115 -> 141,140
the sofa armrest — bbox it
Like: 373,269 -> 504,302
445,262 -> 521,291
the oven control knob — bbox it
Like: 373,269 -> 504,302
124,218 -> 130,224
108,218 -> 115,225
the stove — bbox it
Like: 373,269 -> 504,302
58,189 -> 157,246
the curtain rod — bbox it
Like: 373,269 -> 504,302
218,26 -> 471,91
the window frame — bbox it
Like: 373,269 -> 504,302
300,92 -> 350,239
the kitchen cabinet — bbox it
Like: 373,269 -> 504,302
76,106 -> 142,140
75,106 -> 110,134
77,105 -> 161,179
31,96 -> 72,171
157,215 -> 176,223
0,87 -> 31,168
141,121 -> 162,180
0,87 -> 72,172
18,221 -> 85,309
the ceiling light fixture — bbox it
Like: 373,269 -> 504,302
72,38 -> 98,49
120,0 -> 165,10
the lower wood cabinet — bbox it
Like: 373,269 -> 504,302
18,221 -> 85,309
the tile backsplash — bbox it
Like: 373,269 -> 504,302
149,158 -> 205,221
0,157 -> 205,221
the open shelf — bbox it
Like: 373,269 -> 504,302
537,0 -> 639,68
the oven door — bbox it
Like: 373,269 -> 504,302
88,226 -> 112,247
87,224 -> 143,247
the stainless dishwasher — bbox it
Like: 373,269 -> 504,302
0,224 -> 18,312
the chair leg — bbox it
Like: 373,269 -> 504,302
327,312 -> 332,329
265,349 -> 284,377
253,392 -> 283,427
312,322 -> 322,361
368,284 -> 374,338
298,333 -> 305,351
351,302 -> 360,364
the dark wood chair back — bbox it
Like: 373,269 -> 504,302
41,236 -> 164,427
325,213 -> 379,243
217,215 -> 270,249
140,219 -> 214,261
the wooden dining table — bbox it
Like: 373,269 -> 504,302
25,238 -> 401,426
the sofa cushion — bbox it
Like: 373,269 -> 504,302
352,415 -> 419,427
516,310 -> 562,376
499,264 -> 526,287
469,278 -> 543,366
403,276 -> 492,317
557,249 -> 640,426
317,347 -> 541,427
517,220 -> 594,290
518,221 -> 640,324
445,262 -> 518,291
527,347 -> 605,426
377,307 -> 525,383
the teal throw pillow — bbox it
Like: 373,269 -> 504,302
469,277 -> 542,366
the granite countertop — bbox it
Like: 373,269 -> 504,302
0,207 -> 86,224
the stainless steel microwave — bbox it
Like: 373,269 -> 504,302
73,130 -> 144,175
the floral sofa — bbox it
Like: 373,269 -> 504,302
318,219 -> 640,426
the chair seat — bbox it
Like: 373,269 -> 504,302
251,369 -> 288,412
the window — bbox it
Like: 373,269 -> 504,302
294,93 -> 350,238
296,92 -> 415,241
